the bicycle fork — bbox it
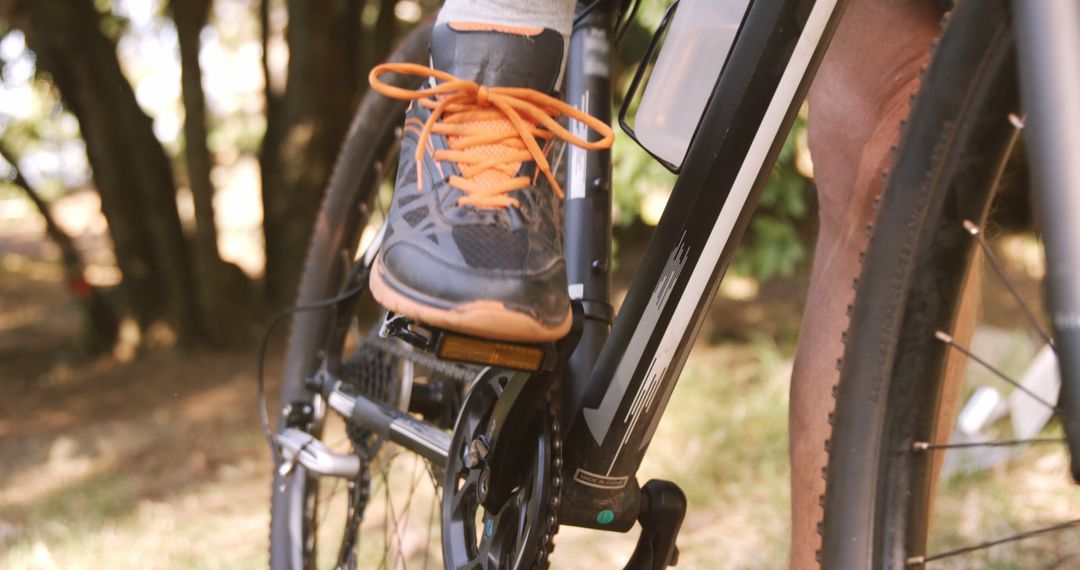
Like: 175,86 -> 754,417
1013,0 -> 1080,480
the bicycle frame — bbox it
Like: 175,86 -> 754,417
277,0 -> 1080,564
556,0 -> 848,530
554,0 -> 1080,537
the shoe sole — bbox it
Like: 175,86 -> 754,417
369,256 -> 572,343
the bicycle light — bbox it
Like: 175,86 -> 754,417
620,0 -> 753,172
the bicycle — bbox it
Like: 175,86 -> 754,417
264,0 -> 1080,568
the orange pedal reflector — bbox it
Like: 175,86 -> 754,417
436,334 -> 545,372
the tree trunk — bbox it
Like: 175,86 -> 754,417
8,0 -> 207,344
370,0 -> 398,70
0,142 -> 120,355
172,0 -> 253,345
260,0 -> 362,310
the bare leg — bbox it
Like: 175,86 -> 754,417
789,1 -> 942,567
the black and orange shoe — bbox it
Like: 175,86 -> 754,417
367,23 -> 614,343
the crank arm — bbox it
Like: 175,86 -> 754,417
479,308 -> 585,512
476,368 -> 555,511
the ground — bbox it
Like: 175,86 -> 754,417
0,218 -> 803,568
2,201 -> 1078,569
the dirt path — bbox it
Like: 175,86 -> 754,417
0,246 -> 284,568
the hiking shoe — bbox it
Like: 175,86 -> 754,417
367,23 -> 614,342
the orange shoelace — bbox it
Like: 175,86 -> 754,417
369,63 -> 615,208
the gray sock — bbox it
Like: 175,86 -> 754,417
436,0 -> 576,38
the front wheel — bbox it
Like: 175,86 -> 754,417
821,1 -> 1080,567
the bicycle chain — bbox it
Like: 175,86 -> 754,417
338,337 -> 477,565
364,336 -> 480,384
535,385 -> 563,570
336,454 -> 372,569
337,344 -> 391,568
346,337 -> 562,569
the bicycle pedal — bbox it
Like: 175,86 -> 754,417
380,312 -> 437,350
380,312 -> 551,372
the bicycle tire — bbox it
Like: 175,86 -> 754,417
269,21 -> 432,570
818,0 -> 1022,567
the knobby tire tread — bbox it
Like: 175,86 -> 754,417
818,1 -> 1018,567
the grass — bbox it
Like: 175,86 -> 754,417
1,468 -> 270,569
0,440 -> 273,570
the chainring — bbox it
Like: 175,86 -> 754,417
441,371 -> 561,570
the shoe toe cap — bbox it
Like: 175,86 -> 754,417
380,242 -> 570,326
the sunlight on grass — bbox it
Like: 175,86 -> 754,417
1,464 -> 271,570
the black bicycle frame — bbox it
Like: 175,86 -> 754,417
557,0 -> 848,531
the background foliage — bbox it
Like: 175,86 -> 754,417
613,0 -> 814,282
0,0 -> 815,356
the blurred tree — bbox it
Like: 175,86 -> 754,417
365,0 -> 399,72
171,0 -> 255,344
1,0 -> 209,344
259,0 -> 363,309
0,141 -> 120,354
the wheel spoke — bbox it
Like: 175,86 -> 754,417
390,458 -> 427,570
379,461 -> 394,570
913,437 -> 1065,451
423,484 -> 437,569
317,477 -> 344,528
963,220 -> 1055,349
423,462 -> 441,569
907,518 -> 1080,565
935,330 -> 1061,413
336,477 -> 367,569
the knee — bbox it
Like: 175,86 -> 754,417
807,0 -> 942,234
